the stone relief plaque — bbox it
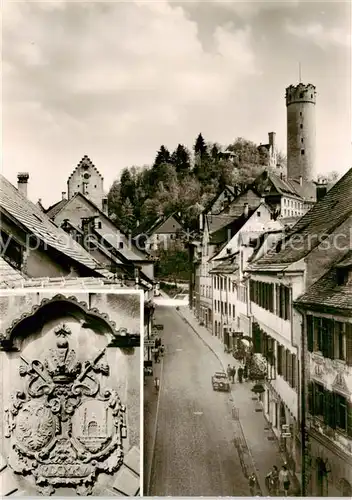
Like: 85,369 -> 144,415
4,323 -> 127,496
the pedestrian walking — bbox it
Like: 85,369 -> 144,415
279,465 -> 290,496
265,465 -> 279,495
154,377 -> 160,393
232,366 -> 236,383
238,366 -> 244,383
248,473 -> 258,496
243,364 -> 248,380
227,364 -> 232,380
153,348 -> 159,363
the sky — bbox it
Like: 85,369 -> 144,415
2,0 -> 352,206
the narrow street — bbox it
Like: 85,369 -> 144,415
144,306 -> 250,496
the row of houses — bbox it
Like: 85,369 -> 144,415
0,157 -> 157,331
189,168 -> 352,497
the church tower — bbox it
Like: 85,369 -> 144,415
286,83 -> 317,181
67,156 -> 106,210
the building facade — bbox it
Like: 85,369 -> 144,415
295,253 -> 352,497
67,155 -> 107,211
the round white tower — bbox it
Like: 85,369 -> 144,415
286,83 -> 316,182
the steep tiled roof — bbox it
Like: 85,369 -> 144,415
45,198 -> 69,218
209,209 -> 259,245
210,253 -> 239,274
134,212 -> 184,238
47,191 -> 151,261
295,251 -> 352,310
206,214 -> 239,234
0,174 -> 110,276
250,168 -> 352,268
0,257 -> 26,288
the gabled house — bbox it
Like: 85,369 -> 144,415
203,185 -> 238,215
133,212 -> 185,252
294,252 -> 352,497
218,186 -> 263,218
0,173 -> 114,281
45,190 -> 155,293
246,167 -> 352,475
252,170 -> 317,218
209,201 -> 284,347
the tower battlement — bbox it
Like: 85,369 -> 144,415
285,83 -> 316,106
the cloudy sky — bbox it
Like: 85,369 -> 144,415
2,0 -> 351,206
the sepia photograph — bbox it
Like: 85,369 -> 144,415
2,0 -> 352,498
0,290 -> 141,496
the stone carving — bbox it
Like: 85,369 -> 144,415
5,323 -> 127,496
331,372 -> 349,396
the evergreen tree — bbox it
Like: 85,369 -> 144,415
154,145 -> 171,167
120,168 -> 135,203
194,133 -> 208,157
211,144 -> 220,160
119,197 -> 135,232
170,144 -> 191,176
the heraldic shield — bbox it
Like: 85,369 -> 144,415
4,324 -> 127,496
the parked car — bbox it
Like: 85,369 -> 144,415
211,371 -> 231,392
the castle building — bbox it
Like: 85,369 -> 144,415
67,155 -> 108,211
286,83 -> 317,182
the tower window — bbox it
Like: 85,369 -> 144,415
301,149 -> 305,155
299,93 -> 304,98
311,94 -> 313,98
300,112 -> 302,116
301,138 -> 304,143
300,124 -> 303,129
94,185 -> 97,188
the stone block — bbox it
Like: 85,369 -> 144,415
124,446 -> 140,475
0,468 -> 18,496
113,465 -> 140,496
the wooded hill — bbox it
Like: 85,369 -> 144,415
107,133 -> 286,233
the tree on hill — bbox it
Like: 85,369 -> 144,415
154,145 -> 171,167
119,197 -> 135,232
194,133 -> 208,157
171,144 -> 191,176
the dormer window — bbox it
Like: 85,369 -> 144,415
336,268 -> 348,286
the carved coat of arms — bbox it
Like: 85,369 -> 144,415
4,324 -> 127,496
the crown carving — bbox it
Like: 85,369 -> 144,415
44,323 -> 81,383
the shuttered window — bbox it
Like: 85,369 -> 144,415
291,354 -> 297,389
346,323 -> 352,366
277,345 -> 283,376
307,315 -> 314,352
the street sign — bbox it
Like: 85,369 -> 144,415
281,432 -> 291,438
153,324 -> 164,331
282,424 -> 290,430
144,340 -> 156,347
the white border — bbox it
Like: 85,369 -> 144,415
0,287 -> 144,496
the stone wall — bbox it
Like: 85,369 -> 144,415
0,291 -> 141,496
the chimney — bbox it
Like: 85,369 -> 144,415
199,213 -> 203,231
268,132 -> 276,150
260,197 -> 265,204
62,191 -> 66,200
17,172 -> 29,198
299,176 -> 303,186
243,203 -> 249,218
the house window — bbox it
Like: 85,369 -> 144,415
119,242 -> 124,249
0,230 -> 23,270
233,304 -> 235,317
301,149 -> 305,155
314,383 -> 325,417
336,394 -> 347,431
96,221 -> 102,229
335,322 -> 346,360
257,212 -> 261,217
